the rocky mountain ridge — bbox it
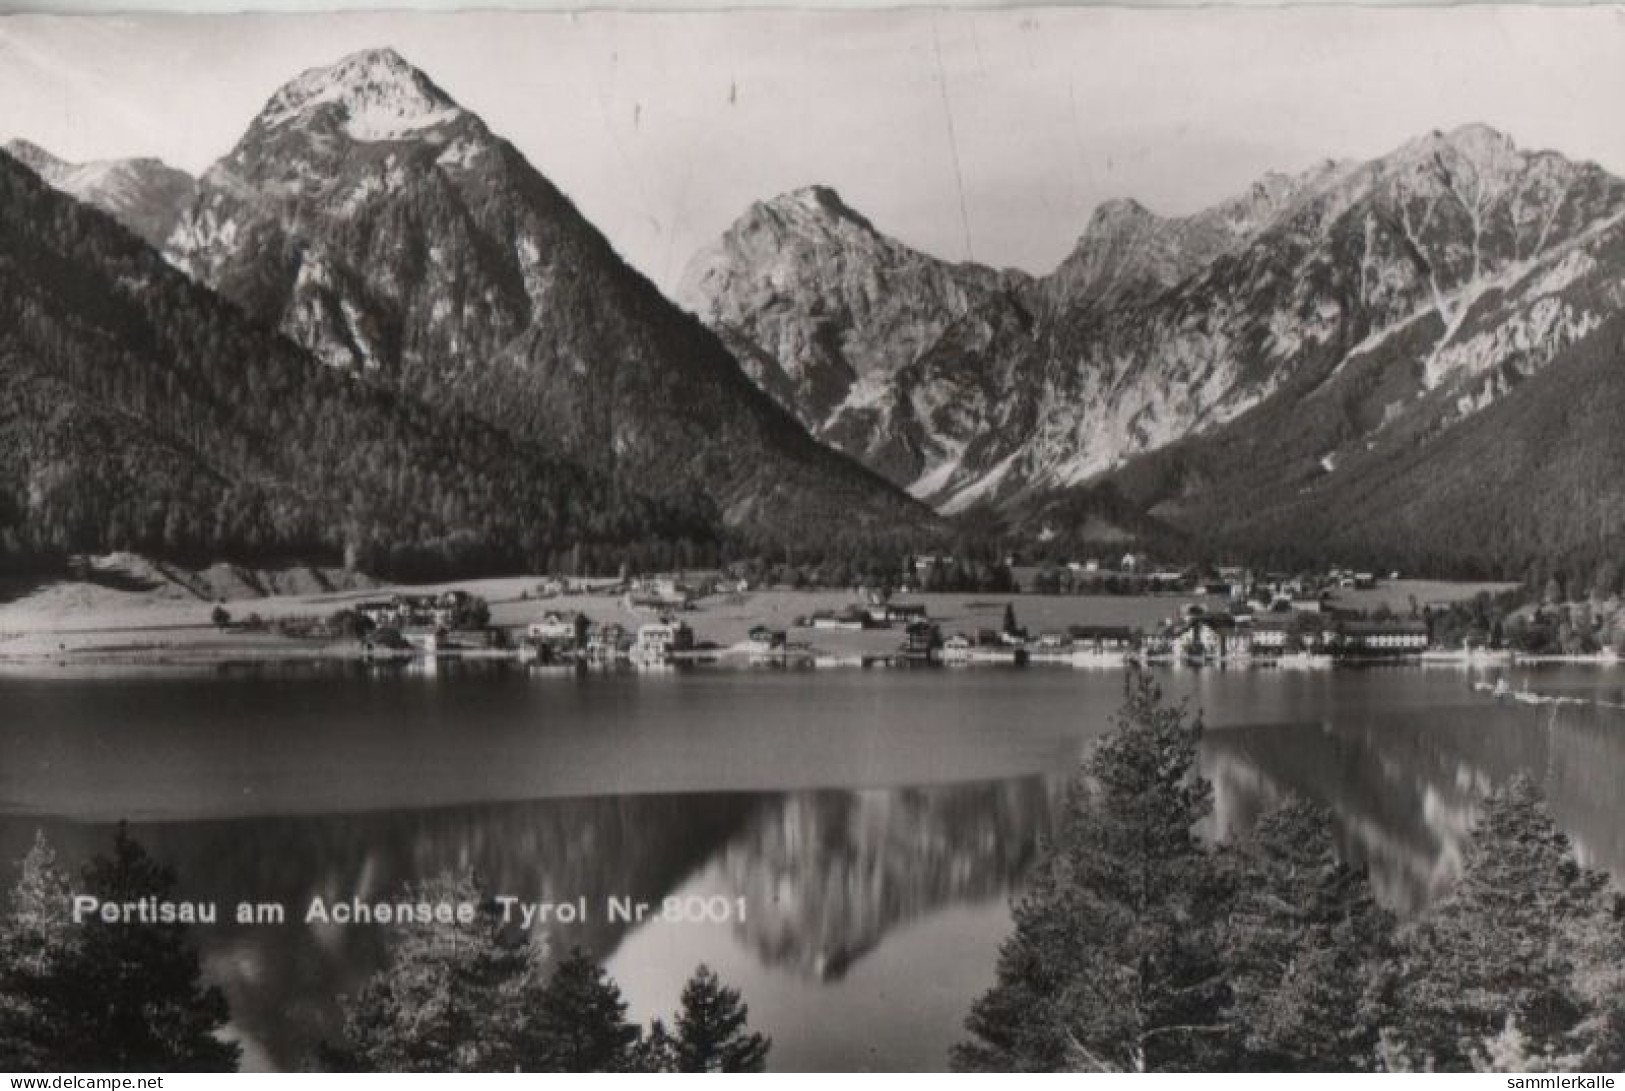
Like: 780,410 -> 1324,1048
683,124 -> 1625,563
155,47 -> 935,545
3,138 -> 196,248
16,57 -> 1625,575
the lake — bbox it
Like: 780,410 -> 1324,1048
1,661 -> 1622,1071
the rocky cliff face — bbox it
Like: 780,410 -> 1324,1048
0,143 -> 714,576
162,48 -> 933,543
1005,127 -> 1624,499
677,185 -> 1043,497
685,126 -> 1625,536
165,49 -> 507,376
1043,161 -> 1353,307
4,138 -> 195,248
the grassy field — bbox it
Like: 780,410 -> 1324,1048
1332,580 -> 1517,612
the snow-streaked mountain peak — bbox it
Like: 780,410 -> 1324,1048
254,47 -> 465,142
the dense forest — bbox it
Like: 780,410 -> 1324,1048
0,144 -> 955,583
0,151 -> 755,581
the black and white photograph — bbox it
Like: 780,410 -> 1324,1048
1,1 -> 1624,1076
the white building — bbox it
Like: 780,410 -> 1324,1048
1337,620 -> 1428,654
635,620 -> 694,661
528,611 -> 587,647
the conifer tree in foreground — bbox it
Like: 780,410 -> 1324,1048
670,964 -> 771,1072
954,670 -> 1233,1072
1386,774 -> 1625,1072
318,870 -> 545,1072
0,825 -> 240,1072
953,677 -> 1625,1074
0,832 -> 76,1070
629,1017 -> 681,1073
319,869 -> 773,1073
512,946 -> 644,1072
70,825 -> 242,1071
626,967 -> 772,1073
323,904 -> 645,1073
1221,797 -> 1397,1071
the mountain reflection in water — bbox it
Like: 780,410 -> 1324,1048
1,667 -> 1622,1070
0,779 -> 1057,1069
1206,698 -> 1625,914
717,779 -> 1060,980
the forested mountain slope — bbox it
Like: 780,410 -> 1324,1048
161,48 -> 935,546
0,146 -> 713,579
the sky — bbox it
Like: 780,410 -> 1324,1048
2,7 -> 1625,292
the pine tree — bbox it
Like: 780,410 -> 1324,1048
629,1017 -> 678,1073
671,964 -> 770,1072
1221,797 -> 1397,1071
318,870 -> 543,1072
1387,775 -> 1625,1071
0,832 -> 77,1070
318,885 -> 773,1072
954,670 -> 1233,1072
512,947 -> 642,1072
26,824 -> 241,1071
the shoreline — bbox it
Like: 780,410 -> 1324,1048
0,572 -> 1532,675
4,643 -> 1616,676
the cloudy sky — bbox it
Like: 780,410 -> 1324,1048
2,7 -> 1624,291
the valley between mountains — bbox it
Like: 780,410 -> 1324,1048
7,47 -> 1625,581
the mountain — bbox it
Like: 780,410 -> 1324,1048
679,159 -> 1371,511
677,185 -> 1044,496
162,48 -> 933,546
1078,127 -> 1625,575
687,126 -> 1625,573
718,780 -> 1055,980
1042,162 -> 1352,308
1107,280 -> 1625,578
0,143 -> 714,579
4,138 -> 195,248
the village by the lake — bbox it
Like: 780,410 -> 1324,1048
7,548 -> 1625,1073
10,7 -> 1625,1075
3,550 -> 1615,689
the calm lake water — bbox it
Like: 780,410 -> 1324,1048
1,662 -> 1622,1071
